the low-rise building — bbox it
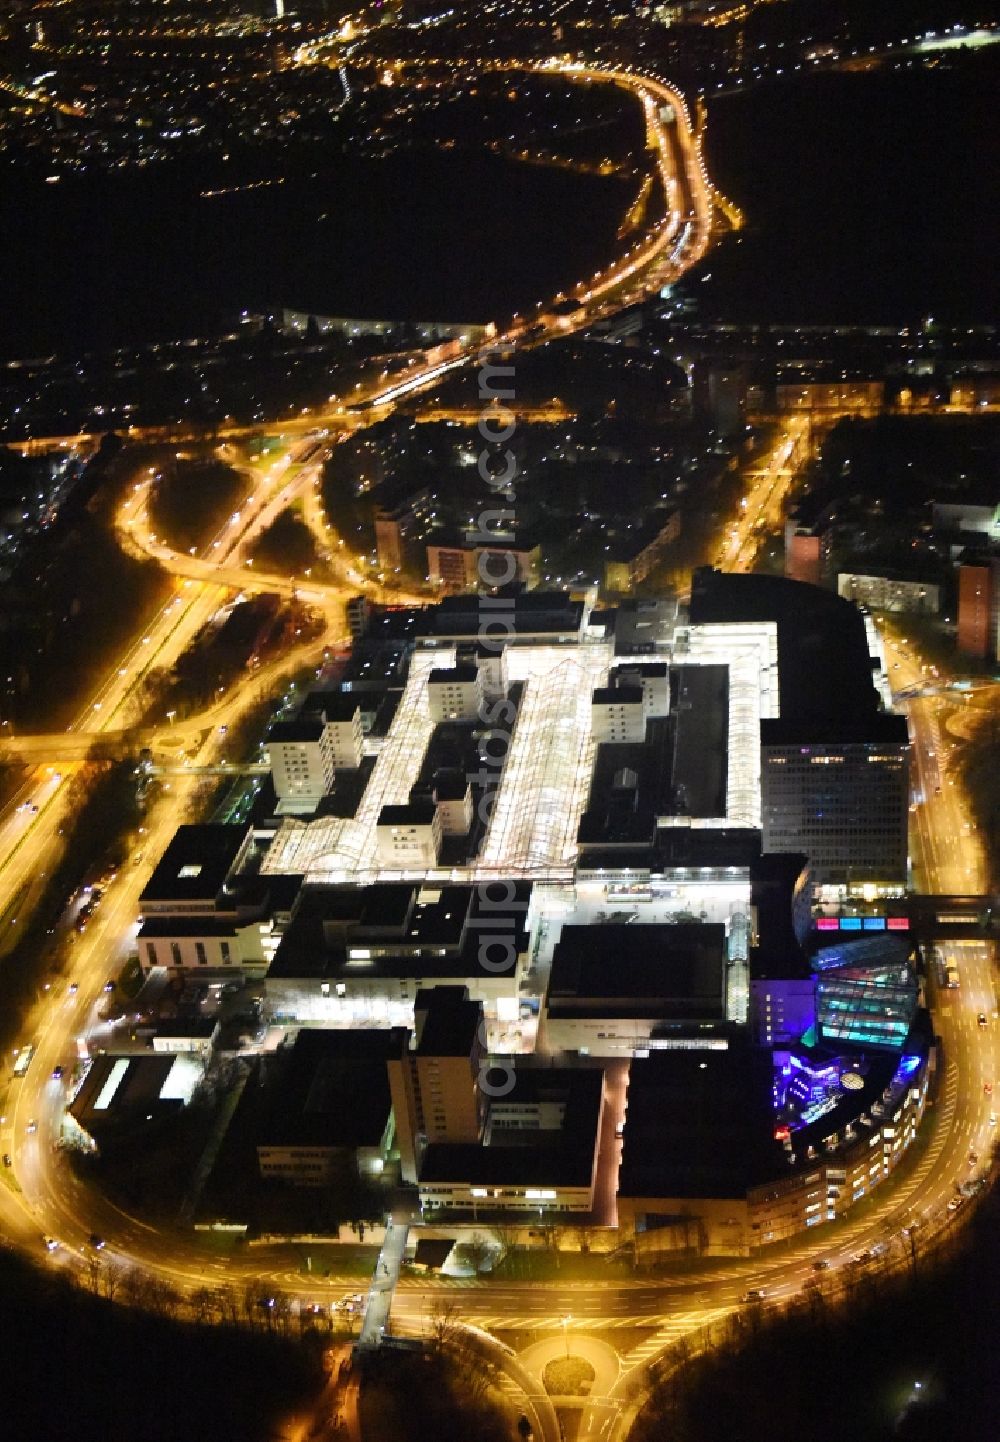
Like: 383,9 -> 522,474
265,882 -> 533,1021
543,921 -> 729,1056
67,1052 -> 204,1155
417,1067 -> 605,1215
150,1018 -> 220,1058
603,509 -> 680,592
836,572 -> 940,615
139,825 -> 256,918
253,1028 -> 405,1186
138,916 -> 271,979
138,824 -> 301,979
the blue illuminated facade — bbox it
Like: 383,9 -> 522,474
813,937 -> 917,1050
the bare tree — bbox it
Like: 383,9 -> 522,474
271,1289 -> 293,1336
491,1218 -> 520,1265
429,1302 -> 464,1353
463,1232 -> 491,1275
120,1267 -> 153,1310
575,1224 -> 599,1255
146,1276 -> 181,1318
240,1281 -> 260,1331
191,1286 -> 218,1324
217,1283 -> 241,1327
100,1260 -> 125,1303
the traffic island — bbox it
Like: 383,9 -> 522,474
543,1355 -> 595,1396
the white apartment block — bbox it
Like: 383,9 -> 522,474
609,662 -> 670,718
375,803 -> 443,868
268,720 -> 336,814
591,685 -> 647,743
427,665 -> 484,723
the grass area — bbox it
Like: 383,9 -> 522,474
293,1243 -> 381,1278
496,1326 -> 657,1357
358,1346 -> 516,1442
492,1248 -> 634,1283
191,1229 -> 246,1258
148,457 -> 247,554
1,452 -> 173,731
543,1356 -> 595,1396
246,508 -> 327,581
116,952 -> 144,1000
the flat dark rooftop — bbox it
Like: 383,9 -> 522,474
618,1043 -> 784,1200
268,719 -> 324,744
341,642 -> 411,691
548,923 -> 726,1018
414,987 -> 481,1056
368,592 -> 585,641
267,882 -> 531,983
302,690 -> 362,724
593,685 -> 644,706
579,716 -> 674,850
141,824 -> 248,906
760,713 -> 909,747
70,1054 -> 182,1142
139,916 -> 244,939
419,1067 -> 603,1189
689,568 -> 882,732
749,851 -> 812,982
611,662 -> 668,680
152,1018 -> 218,1038
429,665 -> 479,684
377,801 -> 436,826
255,1028 -> 406,1151
671,665 -> 729,818
353,882 -> 415,932
654,827 -> 762,869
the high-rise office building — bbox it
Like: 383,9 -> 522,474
388,987 -> 485,1183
